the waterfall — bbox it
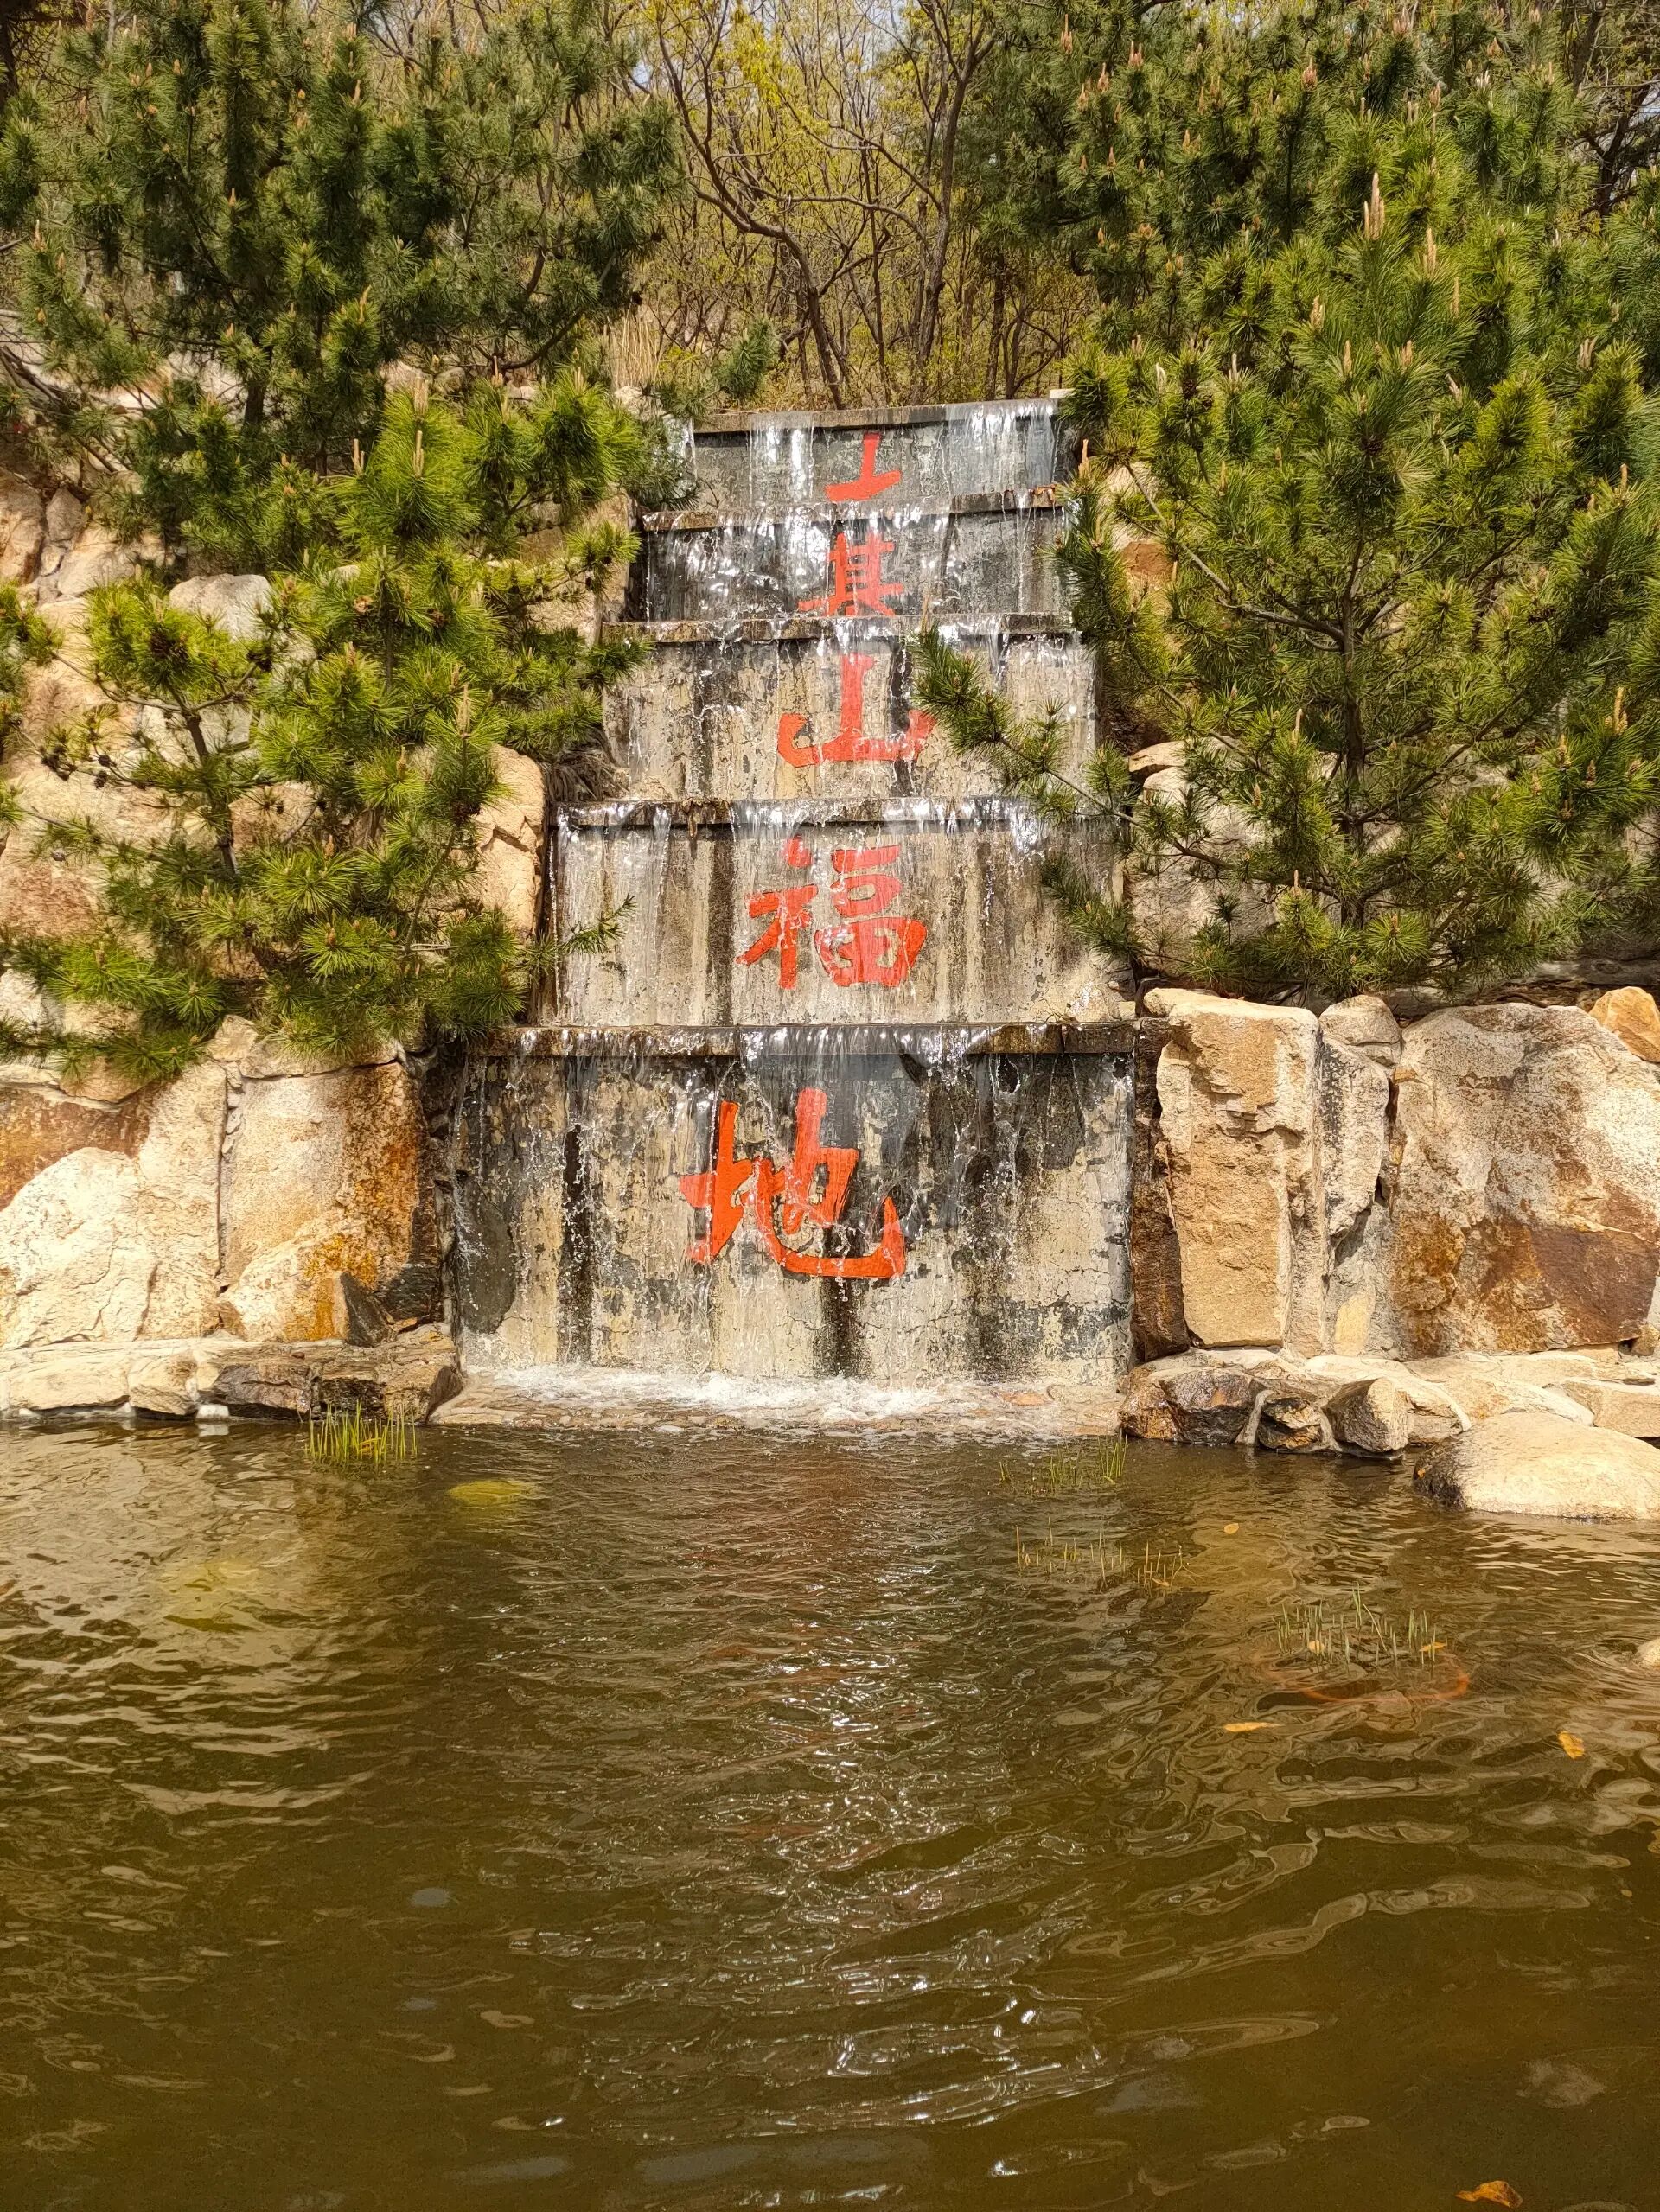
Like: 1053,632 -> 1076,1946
456,398 -> 1137,1404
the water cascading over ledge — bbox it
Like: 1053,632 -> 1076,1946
452,399 -> 1137,1406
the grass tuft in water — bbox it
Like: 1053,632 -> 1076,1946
305,1406 -> 418,1465
1013,1520 -> 1184,1591
1275,1587 -> 1446,1674
999,1437 -> 1124,1497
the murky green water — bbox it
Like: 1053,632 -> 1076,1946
3,1422 -> 1660,2211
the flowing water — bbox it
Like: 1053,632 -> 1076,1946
5,1421 -> 1660,2211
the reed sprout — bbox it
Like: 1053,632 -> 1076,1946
1274,1587 -> 1447,1675
1013,1520 -> 1184,1591
999,1437 -> 1124,1497
304,1406 -> 418,1464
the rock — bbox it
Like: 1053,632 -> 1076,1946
1255,1388 -> 1331,1451
40,525 -> 138,602
1587,986 -> 1660,1066
39,488 -> 84,571
128,1348 -> 201,1418
312,1340 -> 461,1424
1637,1638 -> 1660,1669
474,747 -> 546,936
1163,1361 -> 1259,1446
1118,1363 -> 1178,1441
1327,1376 -> 1412,1456
1408,1356 -> 1596,1428
0,1079 -> 148,1211
219,1059 -> 437,1341
168,572 -> 272,641
7,1344 -> 132,1412
214,1338 -> 461,1423
1386,1004 -> 1660,1355
1415,1409 -> 1660,1520
215,1350 -> 312,1418
340,1272 -> 395,1347
1126,777 -> 1271,973
1147,991 -> 1325,1350
0,1063 -> 225,1348
1555,1376 -> 1660,1438
1125,740 -> 1185,776
1319,994 -> 1403,1070
0,477 -> 45,583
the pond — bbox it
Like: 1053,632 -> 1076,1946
3,1421 -> 1659,2211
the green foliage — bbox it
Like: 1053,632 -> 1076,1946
923,17 -> 1660,998
2,381 -> 644,1077
0,0 -> 678,565
713,318 -> 780,405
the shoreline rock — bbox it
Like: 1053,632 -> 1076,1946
1414,1410 -> 1660,1520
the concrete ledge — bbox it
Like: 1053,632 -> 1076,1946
473,1021 -> 1139,1061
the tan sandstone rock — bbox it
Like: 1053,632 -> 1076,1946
475,747 -> 546,936
0,476 -> 45,583
1147,992 -> 1327,1350
0,1063 -> 226,1348
219,1059 -> 437,1341
1385,1004 -> 1660,1356
1587,986 -> 1660,1066
1318,993 -> 1403,1070
7,1343 -> 133,1412
1414,1409 -> 1660,1520
1326,1376 -> 1412,1456
1556,1376 -> 1660,1438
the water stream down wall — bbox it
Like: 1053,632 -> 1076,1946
454,400 -> 1136,1393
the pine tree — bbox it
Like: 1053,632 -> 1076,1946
922,21 -> 1660,999
0,378 -> 648,1078
0,0 -> 679,568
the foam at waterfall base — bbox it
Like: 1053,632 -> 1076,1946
436,1355 -> 1119,1439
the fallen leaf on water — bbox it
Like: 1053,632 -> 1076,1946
1223,1522 -> 1240,1535
1558,1731 -> 1586,1759
1223,1721 -> 1277,1734
480,2011 -> 533,2029
1455,2184 -> 1522,2207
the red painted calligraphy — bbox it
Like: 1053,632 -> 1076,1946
796,531 -> 905,618
776,650 -> 935,769
826,431 -> 903,505
737,838 -> 927,991
678,1087 -> 907,1281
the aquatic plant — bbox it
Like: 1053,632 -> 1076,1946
999,1438 -> 1123,1497
304,1407 -> 418,1466
1274,1588 -> 1448,1676
1013,1521 -> 1184,1592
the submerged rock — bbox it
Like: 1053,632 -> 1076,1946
1414,1410 -> 1660,1520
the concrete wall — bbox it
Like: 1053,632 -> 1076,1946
453,1032 -> 1135,1386
547,802 -> 1128,1028
602,618 -> 1095,803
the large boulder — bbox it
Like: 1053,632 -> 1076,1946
0,1063 -> 225,1347
1148,991 -> 1324,1348
1385,1004 -> 1660,1355
1587,986 -> 1660,1066
219,1057 -> 438,1341
1415,1408 -> 1660,1520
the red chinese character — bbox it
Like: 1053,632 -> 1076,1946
677,1098 -> 754,1264
813,842 -> 926,988
826,431 -> 903,505
736,835 -> 815,987
737,841 -> 929,992
797,531 -> 905,618
679,1087 -> 907,1282
776,651 -> 935,770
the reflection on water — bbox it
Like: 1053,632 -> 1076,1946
3,1423 -> 1660,2210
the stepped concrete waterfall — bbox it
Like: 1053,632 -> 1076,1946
452,400 -> 1137,1412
